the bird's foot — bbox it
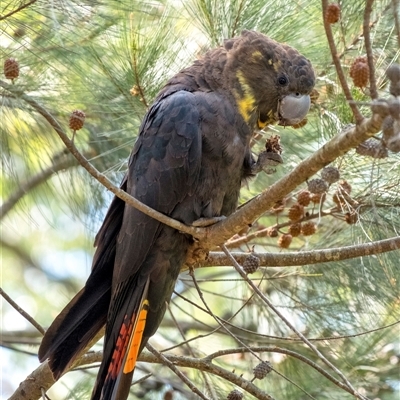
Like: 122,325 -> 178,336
252,151 -> 283,175
185,242 -> 210,268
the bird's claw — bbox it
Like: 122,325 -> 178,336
252,151 -> 283,174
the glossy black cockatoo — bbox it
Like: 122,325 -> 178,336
39,30 -> 315,399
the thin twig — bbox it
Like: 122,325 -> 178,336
321,0 -> 363,122
189,267 -> 264,362
270,369 -> 317,400
393,0 -> 400,49
145,342 -> 211,400
155,353 -> 276,400
337,2 -> 392,60
11,342 -> 377,400
205,112 -> 387,246
166,303 -> 218,399
0,80 -> 201,239
0,287 -> 45,335
0,0 -> 38,21
203,346 -> 359,396
11,347 -> 277,400
130,373 -> 153,387
221,245 -> 368,400
225,208 -> 336,248
129,15 -> 149,108
363,0 -> 378,99
166,290 -> 265,354
0,151 -> 78,220
230,0 -> 246,37
1,342 -> 39,357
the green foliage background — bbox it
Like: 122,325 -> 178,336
1,0 -> 399,399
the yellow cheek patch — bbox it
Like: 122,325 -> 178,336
235,71 -> 255,123
257,118 -> 268,129
237,97 -> 255,122
257,110 -> 278,129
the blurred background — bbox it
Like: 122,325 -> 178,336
1,0 -> 399,399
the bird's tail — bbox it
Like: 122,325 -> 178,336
38,192 -> 126,379
38,279 -> 111,378
91,279 -> 150,400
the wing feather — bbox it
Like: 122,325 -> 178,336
91,90 -> 202,399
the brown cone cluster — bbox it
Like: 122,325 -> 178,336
325,3 -> 341,24
242,254 -> 260,274
4,58 -> 19,80
288,203 -> 304,221
301,221 -> 317,236
253,361 -> 273,379
288,223 -> 302,237
271,166 -> 349,249
349,57 -> 369,88
345,212 -> 358,225
69,109 -> 86,131
310,192 -> 325,204
297,190 -> 311,206
267,227 -> 279,237
278,233 -> 293,249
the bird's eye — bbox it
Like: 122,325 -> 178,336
278,76 -> 288,86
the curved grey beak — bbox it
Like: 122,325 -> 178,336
278,93 -> 311,126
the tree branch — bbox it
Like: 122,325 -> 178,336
0,80 -> 201,239
9,349 -> 274,400
203,115 -> 386,247
205,235 -> 400,267
2,79 -> 394,270
8,352 -> 102,400
221,245 -> 367,400
11,341 -> 378,400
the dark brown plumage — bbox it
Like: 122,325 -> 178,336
38,30 -> 315,399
